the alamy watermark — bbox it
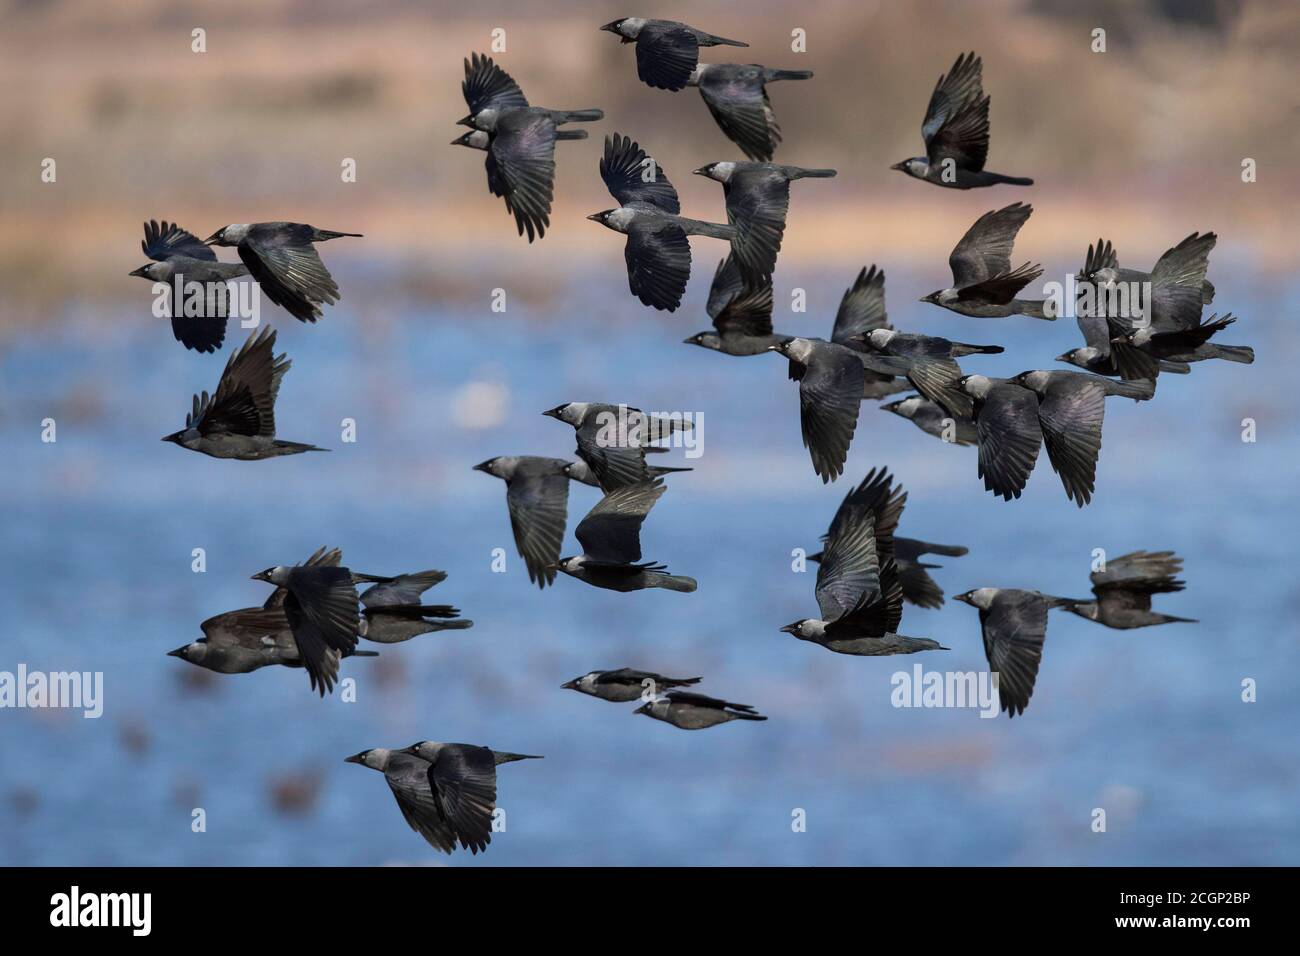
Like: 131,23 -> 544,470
593,404 -> 704,459
0,664 -> 103,718
891,664 -> 999,718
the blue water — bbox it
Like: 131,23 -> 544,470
2,263 -> 1297,865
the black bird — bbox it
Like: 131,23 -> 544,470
129,220 -> 249,353
590,133 -> 735,311
894,538 -> 970,610
686,63 -> 813,160
858,328 -> 1005,420
827,265 -> 913,401
600,18 -> 748,91
474,456 -> 571,588
1106,313 -> 1254,380
358,569 -> 472,643
562,453 -> 690,487
634,691 -> 766,729
694,161 -> 836,281
1055,345 -> 1190,379
784,469 -> 945,655
206,222 -> 361,323
955,375 -> 1043,501
251,560 -> 364,695
562,668 -> 702,702
346,742 -> 540,856
683,256 -> 787,356
892,52 -> 1033,189
555,479 -> 696,593
921,203 -> 1048,319
954,588 -> 1081,717
458,52 -> 603,131
1063,551 -> 1198,629
161,326 -> 327,459
881,395 -> 977,446
543,401 -> 691,492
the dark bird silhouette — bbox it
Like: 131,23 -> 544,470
601,18 -> 748,91
129,220 -> 249,353
858,328 -> 1005,420
562,452 -> 690,487
206,222 -> 360,323
543,401 -> 692,492
590,133 -> 735,311
921,203 -> 1048,319
891,52 -> 1033,189
161,326 -> 327,459
634,691 -> 766,729
562,668 -> 702,702
474,456 -> 571,588
1064,551 -> 1198,629
458,52 -> 603,131
894,538 -> 970,609
1106,313 -> 1254,380
358,568 -> 472,643
881,395 -> 977,446
251,559 -> 363,695
684,255 -> 786,355
687,63 -> 813,160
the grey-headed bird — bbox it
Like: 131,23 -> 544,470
1064,551 -> 1197,629
881,394 -> 977,446
1106,313 -> 1253,380
858,327 -> 1005,420
687,63 -> 813,161
634,691 -> 766,729
251,559 -> 364,695
562,668 -> 702,702
601,18 -> 748,91
683,256 -> 787,356
358,569 -> 472,643
458,51 -> 603,131
474,456 -> 572,588
543,401 -> 692,492
921,203 -> 1048,319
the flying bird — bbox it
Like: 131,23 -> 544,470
129,220 -> 249,353
161,326 -> 327,459
683,256 -> 786,356
555,480 -> 697,593
687,63 -> 813,160
562,668 -> 702,702
206,221 -> 361,323
858,328 -> 1006,420
891,52 -> 1033,188
589,133 -> 735,311
600,18 -> 748,91
894,538 -> 970,610
634,691 -> 766,729
1106,313 -> 1253,380
474,456 -> 572,588
358,569 -> 473,643
953,588 -> 1081,717
251,559 -> 364,695
880,395 -> 977,446
346,742 -> 540,855
458,52 -> 603,131
543,401 -> 692,492
921,203 -> 1048,319
562,452 -> 690,487
1063,551 -> 1197,629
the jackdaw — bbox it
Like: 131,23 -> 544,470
1106,313 -> 1253,380
251,560 -> 364,695
891,52 -> 1033,189
683,255 -> 788,356
859,327 -> 1006,419
1063,551 -> 1197,629
458,51 -> 603,131
474,456 -> 571,588
694,161 -> 837,281
129,220 -> 250,353
955,375 -> 1043,501
600,18 -> 748,91
921,203 -> 1048,319
555,480 -> 696,593
953,588 -> 1081,717
827,265 -> 912,400
562,668 -> 702,702
206,221 -> 361,323
346,742 -> 540,855
686,63 -> 812,160
543,401 -> 691,492
589,133 -> 735,311
634,691 -> 766,729
358,569 -> 472,643
880,395 -> 977,446
161,326 -> 327,459
894,538 -> 970,609
562,454 -> 690,487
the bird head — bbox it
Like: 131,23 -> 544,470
684,331 -> 721,350
250,567 -> 283,584
633,702 -> 652,715
166,643 -> 199,662
345,748 -> 390,770
693,162 -> 734,183
1056,348 -> 1096,368
542,403 -> 575,423
129,263 -> 166,280
780,620 -> 814,639
586,210 -> 614,227
451,130 -> 490,150
881,395 -> 921,418
953,588 -> 995,610
472,457 -> 499,475
402,741 -> 439,761
204,225 -> 244,246
600,18 -> 642,39
956,374 -> 992,398
554,556 -> 581,575
919,290 -> 943,304
561,676 -> 583,690
891,158 -> 926,178
953,590 -> 975,606
160,429 -> 187,445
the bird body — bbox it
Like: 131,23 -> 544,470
563,668 -> 702,702
1064,550 -> 1197,629
634,691 -> 766,729
475,456 -> 572,587
923,203 -> 1048,320
688,62 -> 813,160
602,18 -> 748,91
881,395 -> 977,446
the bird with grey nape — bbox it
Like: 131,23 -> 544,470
684,255 -> 789,356
826,265 -> 913,400
694,161 -> 837,281
562,452 -> 690,488
687,63 -> 813,160
955,375 -> 1043,501
162,326 -> 327,459
358,569 -> 472,643
1063,551 -> 1198,629
205,221 -> 361,323
1106,313 -> 1253,381
881,395 -> 977,446
601,18 -> 748,91
858,327 -> 1006,420
891,52 -> 1033,189
346,742 -> 541,855
251,559 -> 365,695
562,668 -> 702,702
786,469 -> 946,655
953,588 -> 1082,718
921,203 -> 1048,319
590,133 -> 735,311
543,401 -> 692,492
129,220 -> 250,353
474,456 -> 571,587
635,691 -> 766,729
555,479 -> 696,593
458,51 -> 603,132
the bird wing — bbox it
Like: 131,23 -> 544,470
981,591 -> 1050,717
949,203 -> 1032,288
491,112 -> 558,242
199,607 -> 289,649
238,226 -> 340,323
798,346 -> 865,482
955,262 -> 1041,306
359,570 -> 448,607
624,219 -> 692,311
574,412 -> 653,492
831,265 -> 891,345
831,557 -> 905,636
427,745 -> 498,855
725,170 -> 790,280
142,219 -> 216,262
462,52 -> 529,115
922,52 -> 988,171
282,567 -> 360,696
1036,377 -> 1105,507
975,385 -> 1042,500
1092,550 -> 1185,597
263,547 -> 341,609
385,754 -> 457,854
635,23 -> 700,91
600,133 -> 680,212
170,311 -> 229,354
897,559 -> 945,609
699,68 -> 777,161
820,467 -> 905,555
506,471 -> 570,588
1148,232 -> 1217,332
574,480 -> 667,565
1108,338 -> 1161,381
192,326 -> 282,438
707,256 -> 774,336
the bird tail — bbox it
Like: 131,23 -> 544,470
656,574 -> 698,593
668,676 -> 704,687
910,540 -> 969,558
681,218 -> 736,240
730,711 -> 768,721
767,69 -> 813,82
1206,344 -> 1254,364
1158,359 -> 1191,374
313,230 -> 364,240
556,129 -> 589,141
274,440 -> 330,453
1108,378 -> 1156,401
557,108 -> 604,123
346,649 -> 380,658
705,34 -> 749,47
989,174 -> 1034,186
649,465 -> 693,477
426,619 -> 474,630
1155,614 -> 1199,625
788,167 -> 837,179
495,752 -> 544,764
1016,300 -> 1055,320
953,342 -> 1004,355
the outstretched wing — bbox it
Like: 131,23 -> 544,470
462,52 -> 529,115
600,133 -> 680,212
506,472 -> 570,588
192,326 -> 284,437
574,480 -> 666,565
143,220 -> 216,262
831,265 -> 891,346
427,745 -> 498,855
922,52 -> 988,171
949,203 -> 1032,288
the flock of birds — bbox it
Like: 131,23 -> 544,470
134,19 -> 1254,857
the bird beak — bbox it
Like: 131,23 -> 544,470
128,266 -> 150,278
203,231 -> 221,244
1054,352 -> 1070,363
250,571 -> 269,582
471,460 -> 492,473
585,213 -> 603,222
450,136 -> 464,146
633,703 -> 649,715
541,406 -> 563,419
881,401 -> 900,412
779,624 -> 799,635
890,161 -> 907,172
561,679 -> 578,690
166,646 -> 186,658
456,115 -> 474,128
546,563 -> 561,571
599,21 -> 619,33
343,752 -> 366,765
691,166 -> 709,176
953,593 -> 973,606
